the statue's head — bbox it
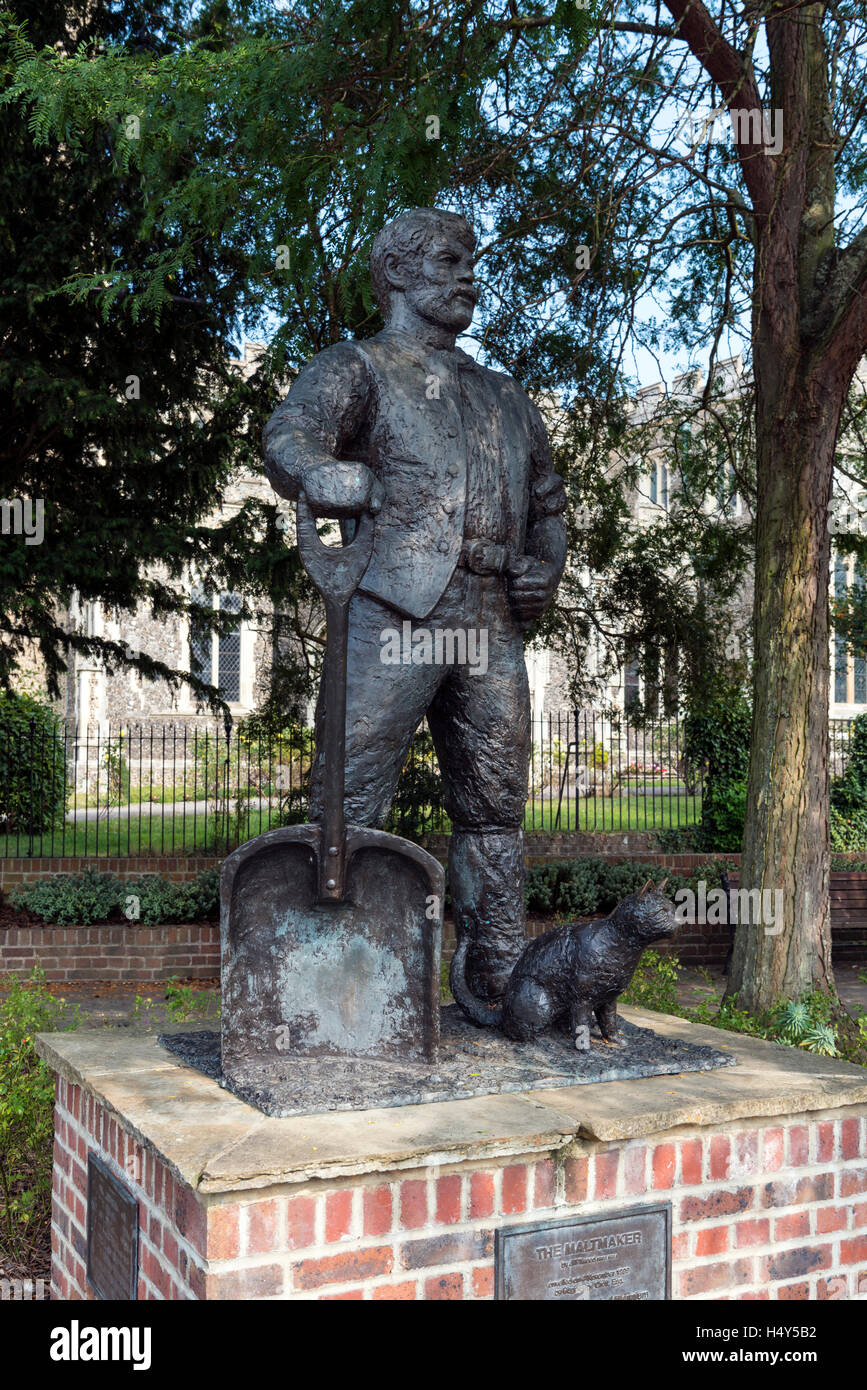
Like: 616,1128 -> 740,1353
370,208 -> 477,334
618,881 -> 681,944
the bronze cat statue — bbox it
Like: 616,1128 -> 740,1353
450,881 -> 679,1047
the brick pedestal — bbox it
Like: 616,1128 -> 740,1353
38,1012 -> 867,1301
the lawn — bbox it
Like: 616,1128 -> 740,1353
0,808 -> 280,858
0,789 -> 702,857
523,790 -> 703,833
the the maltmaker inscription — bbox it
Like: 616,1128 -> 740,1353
496,1204 -> 671,1301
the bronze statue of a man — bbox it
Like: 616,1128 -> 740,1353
263,208 -> 567,1002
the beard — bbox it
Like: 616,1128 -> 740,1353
409,282 -> 476,333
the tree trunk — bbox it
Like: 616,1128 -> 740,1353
726,354 -> 843,1011
718,2 -> 849,1013
661,0 -> 867,1013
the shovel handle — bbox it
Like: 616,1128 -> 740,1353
295,495 -> 375,604
295,493 -> 375,902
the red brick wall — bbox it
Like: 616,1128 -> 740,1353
0,915 -> 725,983
5,850 -> 865,982
13,849 -> 867,894
51,1079 -> 867,1300
0,856 -> 221,892
0,924 -> 219,983
1,847 -> 723,894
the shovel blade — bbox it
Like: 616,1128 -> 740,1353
220,825 -> 443,1080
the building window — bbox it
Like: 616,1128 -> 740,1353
833,559 -> 867,707
717,460 -> 740,515
856,648 -> 867,705
189,589 -> 244,703
623,654 -> 640,712
626,642 -> 678,717
834,559 -> 848,704
649,461 -> 669,511
855,570 -> 866,705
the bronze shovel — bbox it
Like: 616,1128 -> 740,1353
220,496 -> 444,1085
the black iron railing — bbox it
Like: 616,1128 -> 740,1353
0,714 -> 855,857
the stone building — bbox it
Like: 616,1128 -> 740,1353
59,470 -> 277,734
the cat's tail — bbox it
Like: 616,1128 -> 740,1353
449,929 -> 504,1029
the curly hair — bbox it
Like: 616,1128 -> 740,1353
370,208 -> 475,316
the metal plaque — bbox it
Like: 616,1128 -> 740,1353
496,1203 -> 671,1301
86,1154 -> 139,1301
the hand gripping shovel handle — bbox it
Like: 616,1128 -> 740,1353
295,494 -> 375,901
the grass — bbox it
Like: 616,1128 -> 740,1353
0,807 -> 283,858
131,977 -> 221,1028
2,793 -> 703,857
523,791 -> 702,833
0,967 -> 84,1277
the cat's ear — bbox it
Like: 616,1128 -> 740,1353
638,879 -> 653,897
658,877 -> 669,893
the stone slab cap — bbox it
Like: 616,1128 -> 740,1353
36,1007 -> 867,1195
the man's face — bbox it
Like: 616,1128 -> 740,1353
401,231 -> 477,333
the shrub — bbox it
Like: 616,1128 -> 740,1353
126,864 -> 220,924
620,949 -> 680,1012
0,691 -> 69,835
703,778 -> 747,853
683,685 -> 751,784
768,994 -> 839,1056
183,864 -> 221,919
274,785 -> 309,827
121,874 -> 179,925
524,856 -> 733,918
524,859 -> 601,916
386,729 -> 444,843
164,976 -> 220,1023
683,685 -> 751,852
655,827 -> 700,852
831,712 -> 867,816
0,966 -> 83,1267
615,958 -> 864,1067
830,807 -> 867,851
11,865 -> 221,925
11,866 -> 120,925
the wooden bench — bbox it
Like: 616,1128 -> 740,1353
830,873 -> 867,925
727,872 -> 867,963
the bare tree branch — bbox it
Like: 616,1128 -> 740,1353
662,0 -> 776,214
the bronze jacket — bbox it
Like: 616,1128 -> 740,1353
263,327 -> 566,620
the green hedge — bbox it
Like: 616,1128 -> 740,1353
831,712 -> 867,816
683,686 -> 751,852
830,808 -> 867,851
828,714 -> 867,848
11,865 -> 220,926
13,857 -> 740,927
524,856 -> 733,918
